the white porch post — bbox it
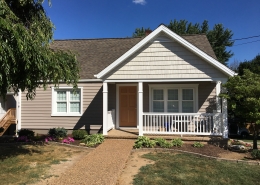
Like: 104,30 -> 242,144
215,81 -> 221,113
17,90 -> 21,132
138,82 -> 143,136
103,82 -> 108,135
222,95 -> 228,138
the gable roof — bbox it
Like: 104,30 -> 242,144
96,25 -> 235,78
51,25 -> 235,79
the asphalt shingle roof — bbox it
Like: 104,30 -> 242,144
51,35 -> 217,79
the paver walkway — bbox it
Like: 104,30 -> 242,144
49,139 -> 135,185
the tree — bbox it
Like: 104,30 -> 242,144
237,54 -> 260,75
133,20 -> 234,65
0,0 -> 79,99
220,69 -> 260,149
132,27 -> 151,37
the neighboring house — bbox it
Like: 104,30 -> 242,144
1,25 -> 235,138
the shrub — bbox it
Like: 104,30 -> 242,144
48,127 -> 67,139
155,138 -> 173,148
81,134 -> 104,147
193,142 -> 204,148
171,138 -> 183,147
17,136 -> 30,142
251,149 -> 260,159
18,129 -> 35,138
134,136 -> 156,148
72,130 -> 88,140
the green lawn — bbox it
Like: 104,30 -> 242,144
134,152 -> 260,185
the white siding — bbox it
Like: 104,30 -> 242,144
106,34 -> 227,79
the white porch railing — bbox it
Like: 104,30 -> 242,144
142,113 -> 223,136
107,109 -> 115,131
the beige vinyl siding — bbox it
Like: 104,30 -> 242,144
106,34 -> 227,79
21,83 -> 103,130
142,82 -> 216,113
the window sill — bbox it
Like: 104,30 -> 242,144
51,113 -> 82,117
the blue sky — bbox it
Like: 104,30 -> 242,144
43,0 -> 260,65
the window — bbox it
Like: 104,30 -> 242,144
52,87 -> 82,116
150,84 -> 198,113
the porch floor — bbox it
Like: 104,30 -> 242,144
106,128 -> 222,142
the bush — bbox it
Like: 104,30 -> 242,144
72,130 -> 88,140
193,142 -> 204,148
81,134 -> 104,147
251,149 -> 260,159
155,138 -> 173,148
134,136 -> 156,148
0,127 -> 4,133
18,129 -> 35,138
171,138 -> 183,147
48,127 -> 67,139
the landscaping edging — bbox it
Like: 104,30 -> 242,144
133,148 -> 260,165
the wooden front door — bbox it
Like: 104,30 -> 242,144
119,86 -> 137,127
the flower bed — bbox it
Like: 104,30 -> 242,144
228,139 -> 252,152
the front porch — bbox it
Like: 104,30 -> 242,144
102,81 -> 228,138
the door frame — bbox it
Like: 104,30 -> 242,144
116,84 -> 138,129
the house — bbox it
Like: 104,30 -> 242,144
0,25 -> 235,138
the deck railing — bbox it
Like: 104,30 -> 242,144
142,112 -> 223,136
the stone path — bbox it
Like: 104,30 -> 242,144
49,139 -> 135,185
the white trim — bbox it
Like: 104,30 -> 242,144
51,87 -> 83,116
79,79 -> 102,82
103,82 -> 108,135
149,84 -> 199,113
17,90 -> 21,130
138,82 -> 143,136
104,78 -> 228,83
95,25 -> 235,79
116,84 -> 138,129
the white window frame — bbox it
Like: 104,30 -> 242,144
51,87 -> 83,116
149,84 -> 199,113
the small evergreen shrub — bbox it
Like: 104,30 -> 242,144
134,136 -> 156,148
72,130 -> 88,140
251,149 -> 260,159
48,127 -> 67,139
155,138 -> 173,148
193,142 -> 204,148
18,129 -> 35,138
171,138 -> 183,147
81,134 -> 104,147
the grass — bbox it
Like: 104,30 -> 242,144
133,152 -> 260,185
0,144 -> 84,184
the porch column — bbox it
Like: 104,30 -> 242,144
103,82 -> 108,135
222,95 -> 228,138
215,81 -> 221,113
16,90 -> 21,132
138,82 -> 143,136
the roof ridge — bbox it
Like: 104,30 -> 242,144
53,37 -> 142,41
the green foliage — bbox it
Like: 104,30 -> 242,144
171,138 -> 183,147
80,134 -> 104,147
251,149 -> 260,159
237,54 -> 260,75
133,20 -> 234,65
48,127 -> 67,139
134,136 -> 156,148
193,142 -> 204,148
18,129 -> 34,138
72,130 -> 88,140
155,138 -> 173,148
0,0 -> 79,99
132,27 -> 151,37
220,69 -> 260,149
